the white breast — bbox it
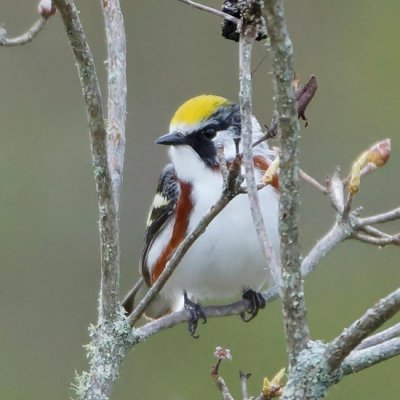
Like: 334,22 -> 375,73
159,145 -> 280,307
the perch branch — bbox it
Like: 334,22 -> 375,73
133,286 -> 281,340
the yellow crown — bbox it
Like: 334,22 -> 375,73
170,95 -> 230,129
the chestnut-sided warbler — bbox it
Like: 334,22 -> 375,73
123,95 -> 279,331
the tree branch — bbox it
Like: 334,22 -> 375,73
264,0 -> 310,366
102,0 -> 127,208
299,169 -> 328,194
359,224 -> 393,239
342,337 -> 400,375
325,288 -> 400,372
54,0 -> 123,321
239,371 -> 251,400
353,232 -> 400,246
301,222 -> 351,277
54,1 -> 128,398
358,207 -> 400,226
215,376 -> 236,400
99,0 -> 127,318
133,299 -> 249,339
356,322 -> 400,350
0,17 -> 48,47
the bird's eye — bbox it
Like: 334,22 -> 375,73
202,127 -> 217,139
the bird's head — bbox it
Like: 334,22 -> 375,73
157,95 -> 265,182
156,95 -> 269,183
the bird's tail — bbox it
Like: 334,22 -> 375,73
121,277 -> 145,316
121,278 -> 177,319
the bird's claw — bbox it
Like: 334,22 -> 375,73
240,289 -> 266,322
184,291 -> 207,338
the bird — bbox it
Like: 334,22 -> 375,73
122,94 -> 280,335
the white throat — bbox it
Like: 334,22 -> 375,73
168,145 -> 219,184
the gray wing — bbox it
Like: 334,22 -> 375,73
140,164 -> 179,286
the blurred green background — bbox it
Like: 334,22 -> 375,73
0,0 -> 399,399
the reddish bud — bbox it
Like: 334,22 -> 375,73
38,0 -> 56,19
367,138 -> 391,167
348,138 -> 391,194
213,346 -> 232,361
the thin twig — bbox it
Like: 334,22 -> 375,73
301,222 -> 351,277
359,224 -> 392,239
356,322 -> 400,350
342,337 -> 400,375
215,376 -> 236,400
325,288 -> 400,371
358,207 -> 400,226
55,1 -> 128,398
53,0 -> 123,319
177,0 -> 240,24
239,9 -> 281,286
217,146 -> 230,184
121,277 -> 144,312
299,169 -> 328,194
353,232 -> 400,246
98,0 -> 127,319
239,371 -> 251,400
264,0 -> 310,366
0,17 -> 47,47
102,0 -> 127,208
252,75 -> 318,147
327,169 -> 345,213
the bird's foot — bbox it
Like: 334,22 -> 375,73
184,291 -> 207,338
240,289 -> 266,322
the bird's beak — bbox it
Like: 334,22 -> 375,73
156,132 -> 187,146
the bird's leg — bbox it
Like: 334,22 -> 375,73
184,291 -> 207,338
240,288 -> 266,322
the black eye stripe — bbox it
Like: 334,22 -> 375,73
201,127 -> 217,139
